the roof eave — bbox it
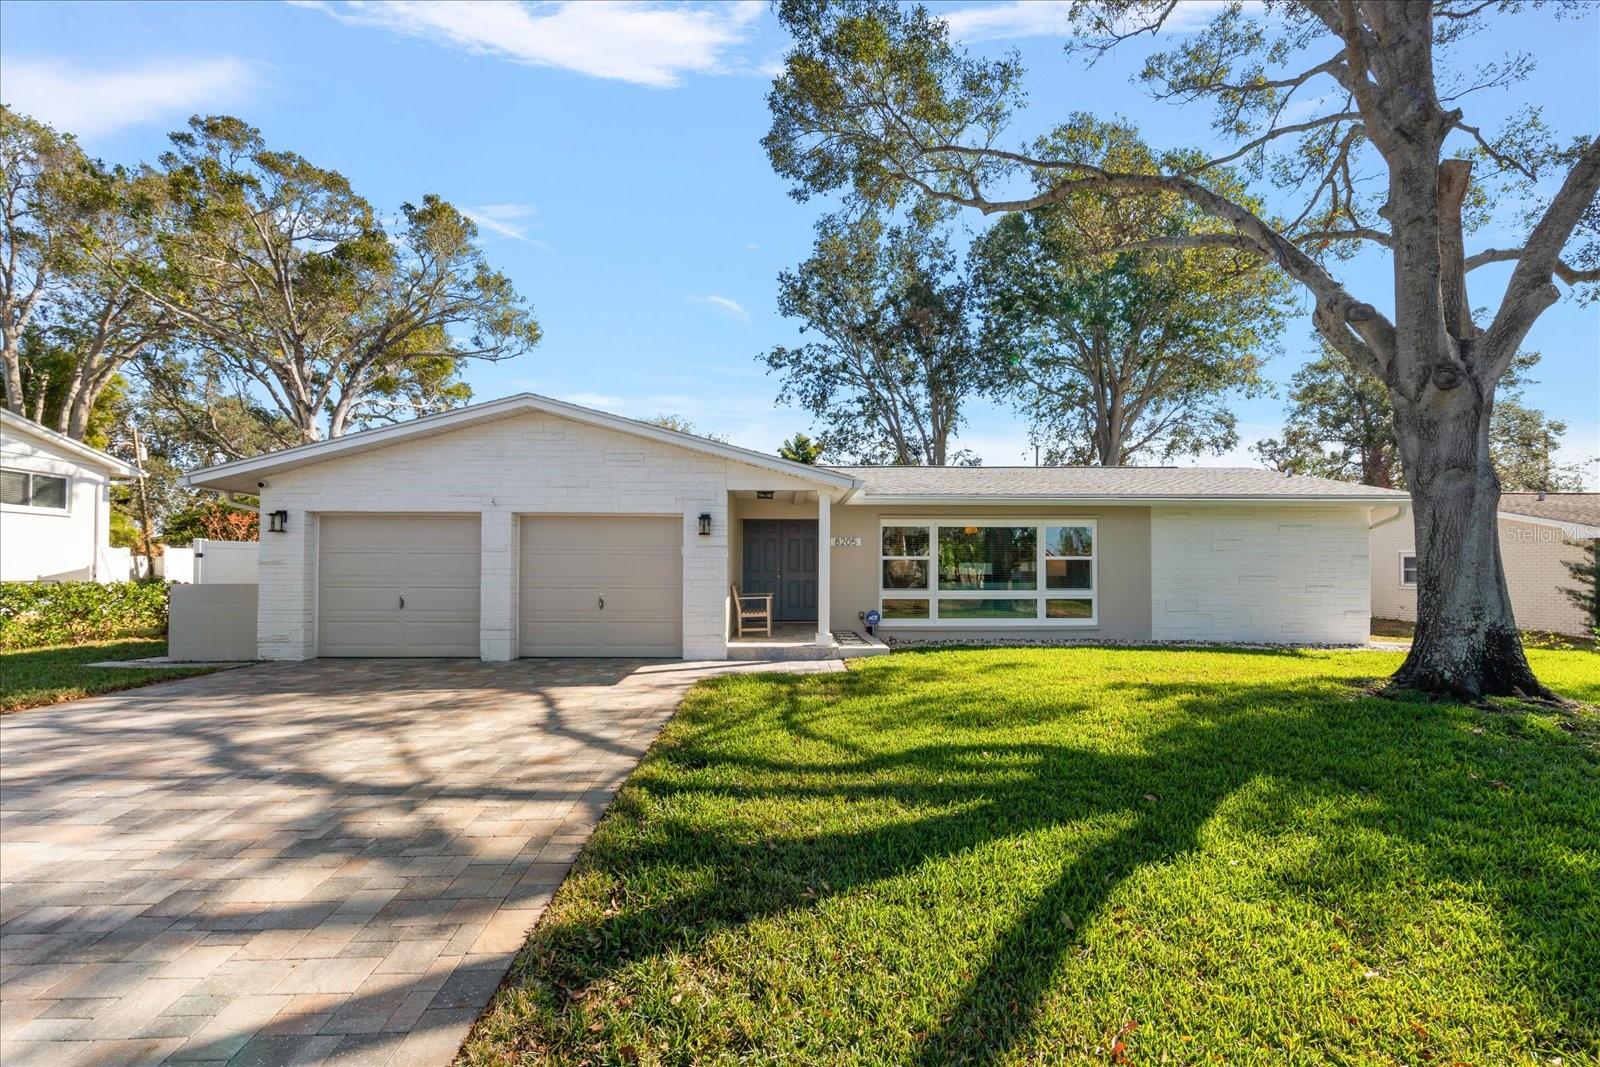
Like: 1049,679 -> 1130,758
844,493 -> 1406,506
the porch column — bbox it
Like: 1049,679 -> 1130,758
816,491 -> 832,647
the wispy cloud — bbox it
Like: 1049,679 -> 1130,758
296,0 -> 763,87
700,294 -> 750,321
461,203 -> 547,248
942,0 -> 1232,42
0,56 -> 256,137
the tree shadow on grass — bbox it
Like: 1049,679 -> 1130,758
483,660 -> 1599,1065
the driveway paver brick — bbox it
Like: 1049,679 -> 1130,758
1,657 -> 839,1066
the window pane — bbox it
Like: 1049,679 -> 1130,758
1045,525 -> 1093,557
937,526 -> 1037,590
1046,559 -> 1092,590
0,470 -> 27,506
881,598 -> 929,620
882,559 -> 928,590
1046,598 -> 1094,620
29,474 -> 66,510
1401,555 -> 1418,584
882,526 -> 929,556
937,598 -> 1038,620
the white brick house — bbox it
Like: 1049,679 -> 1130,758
1,409 -> 140,583
185,392 -> 1405,660
1371,493 -> 1599,637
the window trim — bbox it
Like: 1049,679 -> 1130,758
878,518 -> 1098,627
1398,551 -> 1417,588
0,467 -> 71,514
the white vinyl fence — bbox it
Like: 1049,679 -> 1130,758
159,539 -> 260,584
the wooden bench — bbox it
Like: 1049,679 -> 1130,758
731,584 -> 774,638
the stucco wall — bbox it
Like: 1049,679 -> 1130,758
0,430 -> 119,583
255,411 -> 744,661
1151,505 -> 1371,644
1370,511 -> 1595,636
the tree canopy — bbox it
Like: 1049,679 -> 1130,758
765,211 -> 982,465
971,115 -> 1287,465
131,116 -> 541,455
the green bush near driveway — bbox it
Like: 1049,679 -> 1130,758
1,638 -> 224,711
0,580 -> 170,651
462,646 -> 1599,1067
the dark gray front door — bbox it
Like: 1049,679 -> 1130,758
742,520 -> 818,622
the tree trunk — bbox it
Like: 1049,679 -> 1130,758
1,333 -> 22,414
1388,385 -> 1555,701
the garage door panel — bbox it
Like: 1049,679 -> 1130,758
319,515 -> 480,657
320,551 -> 405,582
518,516 -> 682,657
605,517 -> 681,547
519,550 -> 604,584
520,518 -> 599,549
320,515 -> 407,549
604,554 -> 678,584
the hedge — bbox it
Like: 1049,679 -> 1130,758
0,581 -> 171,651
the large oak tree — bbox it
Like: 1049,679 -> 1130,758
765,211 -> 983,465
132,116 -> 541,455
970,116 -> 1287,464
765,0 -> 1600,699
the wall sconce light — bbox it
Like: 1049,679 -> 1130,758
267,510 -> 289,534
697,512 -> 712,536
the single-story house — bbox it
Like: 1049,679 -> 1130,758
1,409 -> 140,583
1371,492 -> 1600,637
184,392 -> 1407,660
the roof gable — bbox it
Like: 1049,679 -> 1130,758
185,393 -> 861,494
0,409 -> 140,477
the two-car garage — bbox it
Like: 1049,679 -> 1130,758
315,513 -> 683,658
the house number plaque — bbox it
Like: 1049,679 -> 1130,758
830,536 -> 863,547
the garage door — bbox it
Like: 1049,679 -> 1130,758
318,515 -> 481,657
519,516 -> 682,657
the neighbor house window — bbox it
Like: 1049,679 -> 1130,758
879,520 -> 1096,625
1399,553 -> 1418,586
0,469 -> 68,511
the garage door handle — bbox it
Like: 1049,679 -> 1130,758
598,595 -> 605,610
398,594 -> 405,610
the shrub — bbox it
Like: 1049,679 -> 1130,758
0,580 -> 171,651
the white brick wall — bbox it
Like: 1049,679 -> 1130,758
1151,505 -> 1371,644
256,411 -> 741,661
1370,512 -> 1595,636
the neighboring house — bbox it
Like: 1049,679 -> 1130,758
0,409 -> 140,583
1371,493 -> 1600,637
184,392 -> 1406,661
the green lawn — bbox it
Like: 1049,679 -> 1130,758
463,646 -> 1599,1066
0,639 -> 227,712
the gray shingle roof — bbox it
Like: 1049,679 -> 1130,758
826,465 -> 1408,501
1498,492 -> 1600,528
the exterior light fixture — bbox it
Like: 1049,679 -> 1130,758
267,510 -> 289,533
698,512 -> 712,536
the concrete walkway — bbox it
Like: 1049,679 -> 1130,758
0,657 -> 840,1066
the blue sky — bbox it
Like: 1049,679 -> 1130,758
3,0 -> 1596,482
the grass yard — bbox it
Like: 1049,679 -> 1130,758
463,646 -> 1599,1066
0,639 -> 226,712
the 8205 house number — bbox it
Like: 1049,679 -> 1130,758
830,537 -> 863,547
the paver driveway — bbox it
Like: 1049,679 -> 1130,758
0,657 -> 838,1066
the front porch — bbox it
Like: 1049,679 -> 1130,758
727,622 -> 890,661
